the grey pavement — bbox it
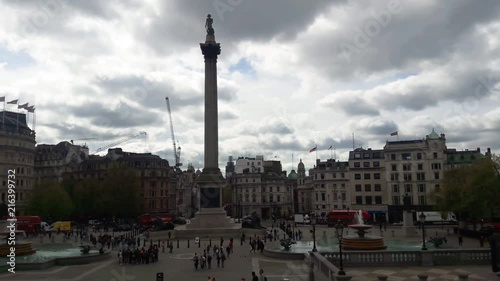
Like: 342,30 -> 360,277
0,225 -> 496,281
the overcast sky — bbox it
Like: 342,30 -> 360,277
1,0 -> 499,173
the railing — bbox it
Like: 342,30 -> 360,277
320,248 -> 490,267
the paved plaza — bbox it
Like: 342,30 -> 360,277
0,225 -> 497,281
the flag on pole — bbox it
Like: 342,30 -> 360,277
390,131 -> 398,136
7,99 -> 18,104
309,146 -> 317,153
27,106 -> 35,113
0,97 -> 5,102
328,145 -> 332,150
18,103 -> 29,109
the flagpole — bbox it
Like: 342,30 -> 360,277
334,144 -> 336,160
291,153 -> 294,171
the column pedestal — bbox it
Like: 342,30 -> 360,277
402,211 -> 418,237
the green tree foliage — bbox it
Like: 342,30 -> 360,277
27,182 -> 73,220
430,155 -> 500,221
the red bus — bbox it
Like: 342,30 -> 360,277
138,213 -> 172,225
3,216 -> 41,233
326,210 -> 370,227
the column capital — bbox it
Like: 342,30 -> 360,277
200,43 -> 221,60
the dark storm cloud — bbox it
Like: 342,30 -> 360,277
324,96 -> 380,116
66,101 -> 159,129
301,0 -> 500,79
47,122 -> 121,141
135,0 -> 343,55
95,75 -> 204,110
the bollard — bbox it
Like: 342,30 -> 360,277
457,274 -> 469,281
417,274 -> 428,281
391,230 -> 395,237
187,240 -> 190,248
377,275 -> 388,281
177,240 -> 179,248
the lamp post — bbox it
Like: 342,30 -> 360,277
419,212 -> 427,250
334,219 -> 346,275
310,215 -> 317,252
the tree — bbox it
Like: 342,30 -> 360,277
27,182 -> 74,220
430,155 -> 500,225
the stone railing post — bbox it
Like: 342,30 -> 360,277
377,275 -> 388,281
335,276 -> 352,281
457,273 -> 469,281
308,260 -> 314,281
417,274 -> 428,280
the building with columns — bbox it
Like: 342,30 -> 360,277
0,112 -> 36,215
348,148 -> 387,222
296,159 -> 313,214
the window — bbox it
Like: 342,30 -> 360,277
435,184 -> 440,191
418,163 -> 423,170
277,195 -> 281,202
365,196 -> 373,204
404,184 -> 412,193
364,173 -> 371,180
321,193 -> 326,201
402,153 -> 411,160
416,173 -> 425,181
392,196 -> 400,205
393,184 -> 399,193
417,153 -> 422,160
341,173 -> 345,178
320,173 -> 325,179
391,173 -> 399,181
354,153 -> 361,159
355,184 -> 362,192
277,186 -> 280,192
431,163 -> 442,170
269,187 -> 273,192
342,193 -> 346,200
434,172 -> 440,180
418,184 -> 426,193
269,195 -> 273,202
354,174 -> 361,180
365,184 -> 371,191
315,193 -> 318,201
252,194 -> 257,202
356,196 -> 363,204
418,196 -> 426,205
403,164 -> 412,171
433,152 -> 438,159
391,154 -> 396,160
374,173 -> 381,179
354,162 -> 360,168
375,196 -> 382,204
373,161 -> 380,167
374,184 -> 381,191
391,164 -> 397,171
404,173 -> 412,181
363,162 -> 370,167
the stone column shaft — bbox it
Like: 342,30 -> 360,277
204,57 -> 218,169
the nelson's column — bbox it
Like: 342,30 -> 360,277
184,15 -> 237,233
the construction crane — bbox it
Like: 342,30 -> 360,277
165,97 -> 182,167
70,137 -> 96,145
91,131 -> 147,154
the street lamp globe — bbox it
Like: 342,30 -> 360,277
335,220 -> 344,238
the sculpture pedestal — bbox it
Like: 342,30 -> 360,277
402,211 -> 418,237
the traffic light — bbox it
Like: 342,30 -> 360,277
156,272 -> 164,281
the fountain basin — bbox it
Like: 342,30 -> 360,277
0,242 -> 36,256
343,236 -> 387,250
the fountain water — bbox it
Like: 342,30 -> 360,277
0,220 -> 36,256
342,210 -> 387,250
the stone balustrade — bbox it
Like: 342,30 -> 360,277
320,248 -> 490,267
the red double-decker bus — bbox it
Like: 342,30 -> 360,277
138,213 -> 172,225
3,216 -> 41,233
326,210 -> 370,227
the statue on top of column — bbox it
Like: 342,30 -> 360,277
205,14 -> 214,35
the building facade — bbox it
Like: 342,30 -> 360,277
384,129 -> 446,222
0,112 -> 36,215
348,148 -> 387,222
34,141 -> 89,184
231,156 -> 293,219
296,159 -> 313,214
65,148 -> 175,214
308,159 -> 351,216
